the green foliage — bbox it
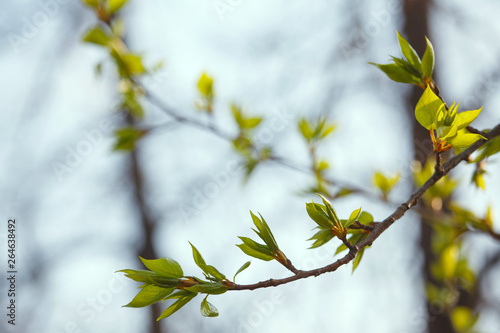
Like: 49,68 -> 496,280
195,73 -> 215,113
81,0 -> 99,8
121,53 -> 146,76
449,204 -> 494,234
370,31 -> 435,87
232,104 -> 262,130
298,117 -> 336,144
397,31 -> 421,71
473,135 -> 500,162
413,159 -> 457,201
335,211 -> 373,273
421,37 -> 435,79
415,87 -> 485,153
306,193 -> 365,266
470,136 -> 500,189
190,243 -> 226,281
119,249 -> 230,320
113,127 -> 145,151
414,85 -> 443,130
372,171 -> 400,199
108,0 -> 130,13
124,285 -> 175,308
230,104 -> 270,180
140,257 -> 183,278
197,73 -> 214,99
306,194 -> 345,240
83,26 -> 111,46
298,116 -> 336,196
237,212 -> 289,265
305,195 -> 371,272
88,21 -> 499,325
158,292 -> 197,320
451,307 -> 479,333
200,296 -> 219,317
233,261 -> 251,282
82,14 -> 150,119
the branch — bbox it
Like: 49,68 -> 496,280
486,227 -> 500,241
144,89 -> 234,141
348,221 -> 377,231
143,88 -> 381,201
226,124 -> 500,291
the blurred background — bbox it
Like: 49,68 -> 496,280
1,0 -> 500,332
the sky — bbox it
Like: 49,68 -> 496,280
1,0 -> 500,332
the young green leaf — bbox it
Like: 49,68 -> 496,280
166,290 -> 196,300
451,307 -> 478,331
118,269 -> 164,283
397,31 -> 421,70
358,211 -> 374,225
306,202 -> 333,229
236,244 -> 274,261
471,170 -> 485,190
449,129 -> 485,153
114,127 -> 145,151
123,285 -> 174,308
390,56 -> 421,77
197,73 -> 214,98
421,36 -> 435,78
200,296 -> 219,317
307,228 -> 335,249
189,243 -> 226,280
250,212 -> 279,252
317,194 -> 340,224
121,53 -> 146,76
454,108 -> 483,130
320,123 -> 337,139
473,136 -> 500,162
139,257 -> 183,278
243,117 -> 262,129
344,207 -> 362,228
352,248 -> 366,273
81,0 -> 99,8
233,261 -> 251,282
415,86 -> 444,130
82,26 -> 111,46
190,242 -> 208,268
298,118 -> 313,141
236,237 -> 275,261
108,0 -> 130,13
373,171 -> 401,196
157,293 -> 197,320
184,283 -> 227,295
369,63 -> 421,85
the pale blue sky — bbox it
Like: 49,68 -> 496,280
1,1 -> 500,332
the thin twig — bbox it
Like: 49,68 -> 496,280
283,259 -> 302,275
435,152 -> 443,174
340,236 -> 357,252
487,228 -> 500,241
226,124 -> 500,291
144,88 -> 382,201
466,126 -> 486,136
348,221 -> 378,231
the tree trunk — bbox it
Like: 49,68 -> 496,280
127,115 -> 163,333
402,1 -> 456,332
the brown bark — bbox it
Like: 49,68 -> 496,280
127,115 -> 163,333
403,0 -> 456,331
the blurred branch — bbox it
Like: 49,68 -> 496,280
143,87 -> 380,200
